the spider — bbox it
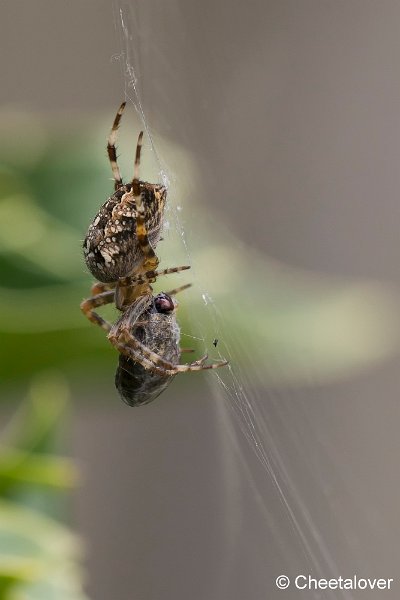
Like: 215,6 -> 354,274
83,101 -> 167,311
81,103 -> 228,405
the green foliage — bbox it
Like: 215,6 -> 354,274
0,373 -> 86,600
0,116 -> 115,385
0,113 -> 102,599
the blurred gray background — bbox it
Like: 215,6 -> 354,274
1,1 -> 400,599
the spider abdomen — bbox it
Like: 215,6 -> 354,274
83,182 -> 166,283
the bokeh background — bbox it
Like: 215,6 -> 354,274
1,1 -> 400,599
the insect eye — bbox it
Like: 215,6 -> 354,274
154,293 -> 174,314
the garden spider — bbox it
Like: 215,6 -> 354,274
83,101 -> 166,310
81,103 -> 228,405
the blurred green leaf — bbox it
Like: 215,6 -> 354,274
0,195 -> 82,281
0,448 -> 78,493
0,499 -> 87,600
0,371 -> 87,599
3,373 -> 70,454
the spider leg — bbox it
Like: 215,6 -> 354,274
189,353 -> 209,367
90,281 -> 117,295
107,102 -> 126,190
112,328 -> 228,375
164,283 -> 192,296
114,341 -> 170,374
119,265 -> 191,289
133,130 -> 143,181
130,133 -> 159,272
80,290 -> 115,332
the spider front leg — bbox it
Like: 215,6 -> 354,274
80,289 -> 115,332
165,283 -> 192,296
130,133 -> 160,272
107,101 -> 126,190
